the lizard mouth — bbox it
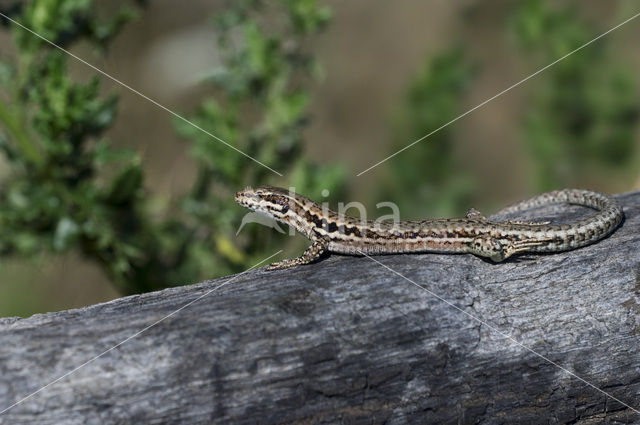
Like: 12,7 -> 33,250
234,189 -> 273,219
235,186 -> 294,222
234,188 -> 258,208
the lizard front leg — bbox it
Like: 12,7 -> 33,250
267,239 -> 329,270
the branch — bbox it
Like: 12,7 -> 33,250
1,191 -> 639,423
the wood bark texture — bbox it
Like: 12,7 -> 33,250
1,192 -> 639,425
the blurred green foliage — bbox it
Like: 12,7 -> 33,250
386,0 -> 638,217
0,0 -> 637,303
0,0 -> 344,295
382,48 -> 477,218
0,0 -> 145,294
510,0 -> 639,190
174,0 -> 345,280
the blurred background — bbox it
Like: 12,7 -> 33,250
0,0 -> 638,317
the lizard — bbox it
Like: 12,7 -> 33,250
235,186 -> 624,270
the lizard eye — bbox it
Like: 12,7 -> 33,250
281,205 -> 289,213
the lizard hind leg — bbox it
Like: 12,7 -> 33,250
467,235 -> 553,262
465,208 -> 486,220
467,235 -> 511,262
267,240 -> 328,270
467,207 -> 549,226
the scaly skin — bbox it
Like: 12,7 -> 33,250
235,186 -> 624,270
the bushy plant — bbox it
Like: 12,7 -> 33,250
0,0 -> 344,295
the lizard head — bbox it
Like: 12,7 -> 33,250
235,186 -> 300,222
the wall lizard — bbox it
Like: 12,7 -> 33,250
235,186 -> 624,270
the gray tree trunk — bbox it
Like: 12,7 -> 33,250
1,192 -> 639,425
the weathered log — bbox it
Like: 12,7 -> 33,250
1,191 -> 639,424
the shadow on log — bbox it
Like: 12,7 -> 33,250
1,192 -> 640,424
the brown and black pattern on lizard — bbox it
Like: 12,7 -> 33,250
235,186 -> 624,270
